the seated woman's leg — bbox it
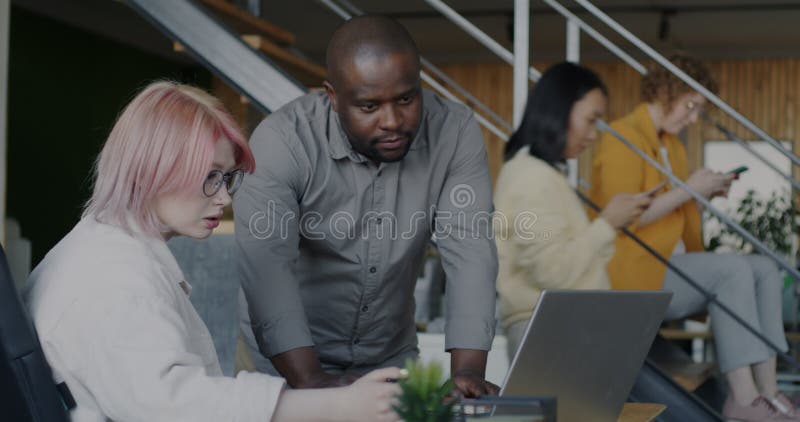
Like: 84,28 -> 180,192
665,253 -> 771,370
663,253 -> 770,405
743,255 -> 788,400
745,254 -> 788,354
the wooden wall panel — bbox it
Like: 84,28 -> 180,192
435,59 -> 800,189
431,63 -> 514,183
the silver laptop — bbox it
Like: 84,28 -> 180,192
499,290 -> 672,422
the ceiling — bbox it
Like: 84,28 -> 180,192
11,0 -> 800,65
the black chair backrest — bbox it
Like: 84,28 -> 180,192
0,245 -> 70,421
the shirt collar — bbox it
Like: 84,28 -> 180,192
630,102 -> 681,151
408,108 -> 428,151
327,110 -> 361,161
141,234 -> 189,295
632,103 -> 661,151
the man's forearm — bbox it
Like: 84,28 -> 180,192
270,347 -> 327,387
450,348 -> 488,377
271,347 -> 356,388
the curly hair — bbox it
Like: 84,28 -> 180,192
641,54 -> 718,107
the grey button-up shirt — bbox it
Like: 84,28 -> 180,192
234,89 -> 497,373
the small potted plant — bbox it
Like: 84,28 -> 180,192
394,359 -> 456,422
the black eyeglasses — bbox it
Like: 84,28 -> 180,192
203,169 -> 244,197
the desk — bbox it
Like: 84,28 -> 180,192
618,403 -> 667,422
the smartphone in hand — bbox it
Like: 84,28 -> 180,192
728,165 -> 749,175
640,182 -> 667,198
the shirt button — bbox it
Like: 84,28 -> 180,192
353,338 -> 360,345
361,305 -> 369,312
369,267 -> 377,273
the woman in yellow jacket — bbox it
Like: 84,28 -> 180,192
590,55 -> 795,421
495,62 -> 652,362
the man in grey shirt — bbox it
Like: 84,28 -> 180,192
234,15 -> 498,396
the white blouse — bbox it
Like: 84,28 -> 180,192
24,216 -> 284,422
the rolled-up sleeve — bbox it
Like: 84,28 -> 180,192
233,120 -> 313,357
435,114 -> 498,351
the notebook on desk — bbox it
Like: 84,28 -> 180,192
499,290 -> 671,422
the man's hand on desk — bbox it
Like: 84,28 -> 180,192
450,348 -> 499,398
452,371 -> 500,397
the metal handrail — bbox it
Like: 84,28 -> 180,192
421,57 -> 513,132
542,0 -> 646,75
573,0 -> 800,168
424,0 -> 542,81
333,0 -> 361,16
421,72 -> 509,139
703,113 -> 800,193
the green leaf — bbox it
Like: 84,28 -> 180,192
394,359 -> 455,422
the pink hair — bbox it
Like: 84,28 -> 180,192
84,81 -> 255,237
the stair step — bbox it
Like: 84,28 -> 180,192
655,361 -> 716,392
659,328 -> 711,340
173,37 -> 326,86
199,0 -> 295,45
241,35 -> 327,81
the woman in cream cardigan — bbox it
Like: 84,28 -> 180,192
24,81 -> 401,422
495,62 -> 652,362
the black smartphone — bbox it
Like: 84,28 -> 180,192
728,165 -> 749,175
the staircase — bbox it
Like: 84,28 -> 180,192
125,0 -> 306,114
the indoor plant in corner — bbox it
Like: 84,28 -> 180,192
705,188 -> 799,323
706,189 -> 796,257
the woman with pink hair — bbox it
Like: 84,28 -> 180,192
24,81 -> 402,422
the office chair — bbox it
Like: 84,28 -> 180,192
0,245 -> 73,421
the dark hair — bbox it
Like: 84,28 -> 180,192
505,62 -> 607,164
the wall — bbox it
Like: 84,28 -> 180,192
7,6 -> 210,265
